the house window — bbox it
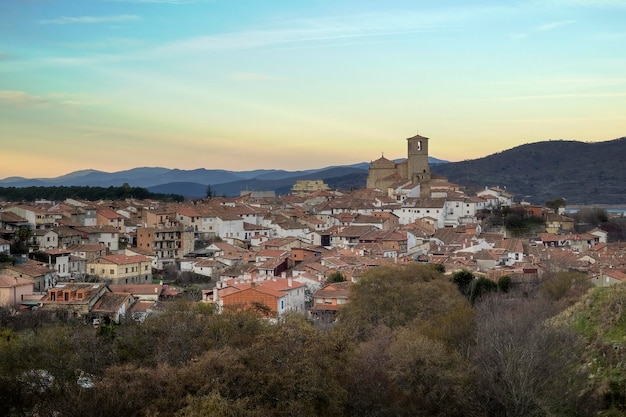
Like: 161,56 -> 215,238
109,269 -> 114,274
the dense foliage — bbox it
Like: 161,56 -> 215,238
0,264 -> 621,416
0,185 -> 184,202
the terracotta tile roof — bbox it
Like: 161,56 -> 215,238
94,254 -> 150,265
3,260 -> 54,277
92,292 -> 133,313
313,281 -> 352,299
176,206 -> 201,217
603,269 -> 626,282
334,225 -> 378,238
97,208 -> 123,220
494,238 -> 524,253
402,197 -> 446,208
66,244 -> 107,252
0,211 -> 29,223
0,274 -> 32,287
74,225 -> 120,234
43,282 -> 109,303
108,284 -> 163,296
256,249 -> 288,259
193,258 -> 224,268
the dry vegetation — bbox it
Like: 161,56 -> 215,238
1,264 -> 624,416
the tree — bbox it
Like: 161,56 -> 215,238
538,271 -> 592,310
472,296 -> 588,417
387,327 -> 475,416
497,275 -> 511,293
451,269 -> 474,297
13,226 -> 32,254
326,271 -> 346,283
237,313 -> 347,416
205,185 -> 215,199
546,198 -> 566,211
176,391 -> 262,417
572,207 -> 609,232
338,264 -> 469,342
468,277 -> 498,303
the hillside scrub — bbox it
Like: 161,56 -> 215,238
0,264 -> 619,416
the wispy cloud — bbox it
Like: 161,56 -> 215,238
536,19 -> 576,31
479,92 -> 626,101
0,90 -> 50,107
37,15 -> 141,25
151,7 -> 507,55
0,90 -> 99,107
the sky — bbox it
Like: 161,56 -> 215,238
1,0 -> 625,179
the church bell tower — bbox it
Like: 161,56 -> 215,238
407,133 -> 431,198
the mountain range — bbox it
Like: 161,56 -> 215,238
1,138 -> 624,204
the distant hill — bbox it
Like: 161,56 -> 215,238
147,166 -> 369,198
431,137 -> 626,205
3,138 -> 625,204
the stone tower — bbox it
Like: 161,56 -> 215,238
406,133 -> 431,197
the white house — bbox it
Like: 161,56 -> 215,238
477,186 -> 513,207
393,198 -> 446,228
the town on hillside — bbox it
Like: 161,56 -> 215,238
1,133 -> 624,323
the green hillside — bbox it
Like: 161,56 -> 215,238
552,284 -> 626,413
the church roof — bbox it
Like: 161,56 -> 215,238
369,155 -> 396,168
406,133 -> 429,140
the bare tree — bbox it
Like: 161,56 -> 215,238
472,295 -> 590,417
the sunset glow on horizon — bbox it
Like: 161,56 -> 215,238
1,0 -> 625,179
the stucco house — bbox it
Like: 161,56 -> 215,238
591,268 -> 626,287
0,274 -> 34,307
213,277 -> 306,317
88,254 -> 152,284
31,229 -> 59,250
91,291 -> 136,324
1,259 -> 56,292
310,281 -> 352,319
74,225 -> 120,252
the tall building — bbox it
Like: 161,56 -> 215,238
366,133 -> 431,197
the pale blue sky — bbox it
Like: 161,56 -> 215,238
1,0 -> 625,178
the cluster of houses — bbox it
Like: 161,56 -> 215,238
0,134 -> 624,323
0,184 -> 622,324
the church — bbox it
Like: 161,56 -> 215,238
366,133 -> 432,198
